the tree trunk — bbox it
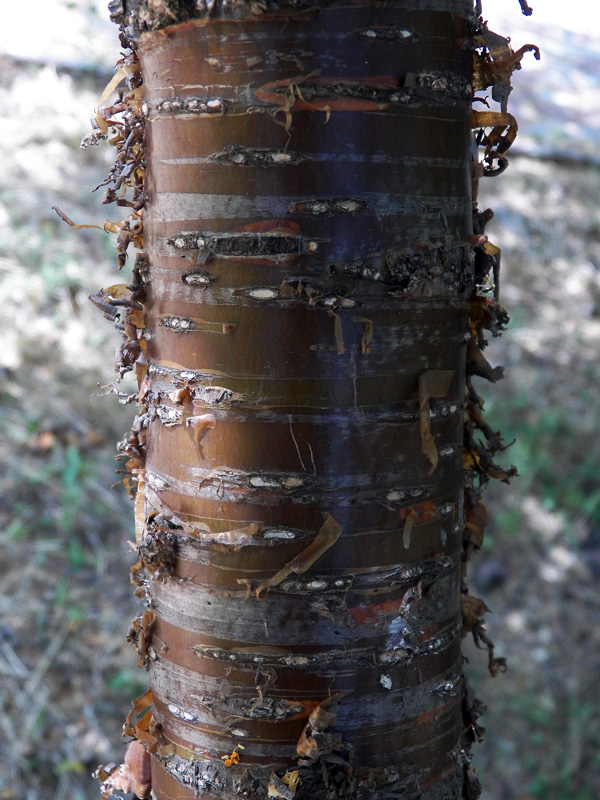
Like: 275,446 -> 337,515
94,1 -> 516,798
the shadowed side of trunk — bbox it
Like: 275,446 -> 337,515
113,2 -> 477,799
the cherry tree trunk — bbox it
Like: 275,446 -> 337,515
102,2 -> 491,799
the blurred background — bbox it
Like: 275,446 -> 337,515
0,1 -> 599,798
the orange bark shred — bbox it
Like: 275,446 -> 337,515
250,513 -> 342,599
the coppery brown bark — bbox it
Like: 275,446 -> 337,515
92,2 -> 523,799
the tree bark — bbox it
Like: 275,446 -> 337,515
95,2 -> 508,799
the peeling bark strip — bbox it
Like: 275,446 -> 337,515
92,0 -> 526,798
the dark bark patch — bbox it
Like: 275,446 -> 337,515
288,197 -> 367,216
256,75 -> 410,112
209,146 -> 305,167
168,226 -> 308,261
355,25 -> 415,42
330,245 -> 474,297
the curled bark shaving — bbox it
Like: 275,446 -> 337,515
127,608 -> 156,669
458,12 -> 536,787
242,513 -> 342,599
94,740 -> 152,800
296,692 -> 350,763
418,370 -> 455,476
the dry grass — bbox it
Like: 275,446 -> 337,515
0,54 -> 142,800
